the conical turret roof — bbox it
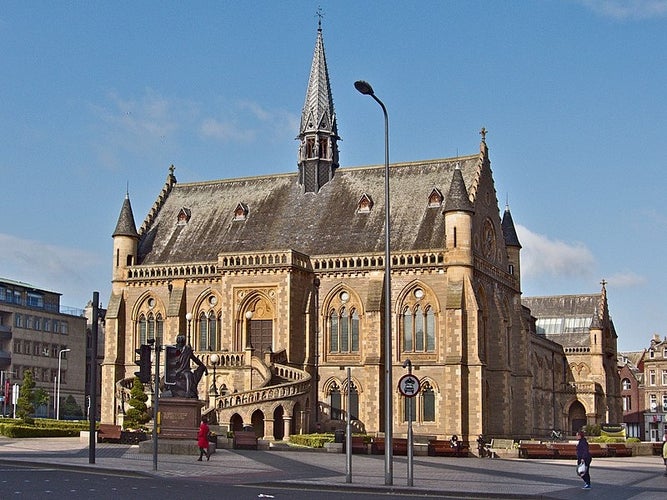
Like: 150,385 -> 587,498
443,164 -> 474,213
501,204 -> 521,248
112,194 -> 139,239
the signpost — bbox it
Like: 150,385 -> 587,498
399,360 -> 420,487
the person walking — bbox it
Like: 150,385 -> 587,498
197,417 -> 210,461
662,439 -> 667,476
576,431 -> 592,489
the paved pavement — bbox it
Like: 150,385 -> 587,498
1,436 -> 666,498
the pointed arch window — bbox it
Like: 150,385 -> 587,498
328,307 -> 359,353
348,381 -> 359,420
139,312 -> 163,345
198,311 -> 219,351
329,383 -> 342,420
422,382 -> 435,421
402,305 -> 435,352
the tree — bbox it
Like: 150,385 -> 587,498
62,395 -> 83,418
16,370 -> 35,423
32,387 -> 50,416
123,376 -> 151,430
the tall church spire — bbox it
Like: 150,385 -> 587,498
297,19 -> 340,193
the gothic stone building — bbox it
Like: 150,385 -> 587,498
101,25 -> 621,442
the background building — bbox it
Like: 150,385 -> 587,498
642,335 -> 667,441
617,351 -> 644,438
101,23 -> 621,441
0,277 -> 87,417
523,285 -> 622,431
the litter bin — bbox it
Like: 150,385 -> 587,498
334,429 -> 345,443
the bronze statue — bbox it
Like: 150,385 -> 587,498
164,334 -> 208,398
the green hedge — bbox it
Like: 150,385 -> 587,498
0,424 -> 80,438
288,433 -> 370,448
0,418 -> 89,438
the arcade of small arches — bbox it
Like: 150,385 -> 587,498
214,398 -> 310,440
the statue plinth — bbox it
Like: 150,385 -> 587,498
158,398 -> 205,440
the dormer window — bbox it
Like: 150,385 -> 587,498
428,188 -> 443,208
234,203 -> 249,221
177,207 -> 191,225
357,193 -> 374,214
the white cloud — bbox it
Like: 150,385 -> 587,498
606,271 -> 647,287
199,117 -> 256,142
200,100 -> 298,144
516,224 -> 596,279
0,233 -> 103,308
578,0 -> 667,19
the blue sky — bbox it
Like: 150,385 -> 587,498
1,1 -> 665,352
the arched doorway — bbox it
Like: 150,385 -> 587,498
251,409 -> 265,438
244,295 -> 274,355
273,406 -> 285,440
568,401 -> 587,434
230,413 -> 244,432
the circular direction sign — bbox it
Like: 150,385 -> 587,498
398,374 -> 421,398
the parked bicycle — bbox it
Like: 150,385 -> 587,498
550,429 -> 565,441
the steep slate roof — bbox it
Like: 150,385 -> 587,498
522,294 -> 602,348
137,155 -> 480,265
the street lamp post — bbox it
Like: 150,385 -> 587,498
186,312 -> 193,346
210,353 -> 220,396
354,79 -> 393,486
56,348 -> 71,420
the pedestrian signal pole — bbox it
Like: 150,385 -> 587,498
148,338 -> 160,471
399,359 -> 420,487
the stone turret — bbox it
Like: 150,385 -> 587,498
501,204 -> 522,287
443,163 -> 474,279
111,193 -> 139,285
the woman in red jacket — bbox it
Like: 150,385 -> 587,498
197,417 -> 210,461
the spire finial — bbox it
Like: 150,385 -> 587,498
316,6 -> 324,30
480,127 -> 487,142
600,278 -> 607,289
126,181 -> 129,198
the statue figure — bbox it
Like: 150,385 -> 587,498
165,334 -> 208,398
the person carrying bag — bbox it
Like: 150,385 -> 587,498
576,431 -> 592,489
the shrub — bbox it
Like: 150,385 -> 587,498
123,377 -> 151,430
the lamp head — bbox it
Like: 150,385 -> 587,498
354,80 -> 374,96
185,312 -> 193,321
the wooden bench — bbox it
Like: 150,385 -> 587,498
428,439 -> 469,457
371,437 -> 408,456
606,443 -> 632,457
552,443 -> 608,458
233,430 -> 258,450
343,435 -> 369,454
518,443 -> 558,459
97,424 -> 122,443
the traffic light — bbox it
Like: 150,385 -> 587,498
135,344 -> 151,383
164,345 -> 179,385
